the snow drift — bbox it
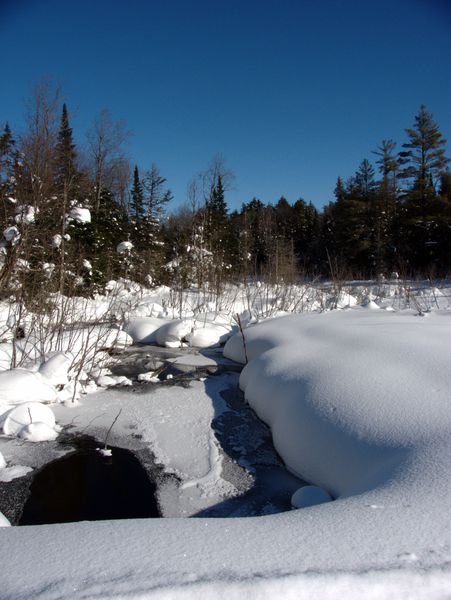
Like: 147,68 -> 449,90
224,309 -> 451,499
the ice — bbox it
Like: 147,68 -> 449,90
0,510 -> 10,526
0,465 -> 33,482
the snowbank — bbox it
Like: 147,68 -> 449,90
1,289 -> 451,599
0,369 -> 57,404
224,310 -> 451,498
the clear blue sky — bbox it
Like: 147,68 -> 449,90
0,0 -> 450,211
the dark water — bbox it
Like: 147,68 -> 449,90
19,444 -> 160,525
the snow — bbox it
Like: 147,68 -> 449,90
38,352 -> 71,386
0,282 -> 450,598
116,240 -> 133,253
0,369 -> 57,404
67,206 -> 91,224
1,402 -> 56,437
155,319 -> 194,347
124,316 -> 171,343
14,205 -> 37,225
0,465 -> 33,482
0,511 -> 10,526
3,225 -> 20,245
187,322 -> 232,348
18,422 -> 58,442
291,485 -> 332,508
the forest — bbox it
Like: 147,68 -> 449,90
1,82 -> 450,302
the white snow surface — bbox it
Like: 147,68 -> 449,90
0,369 -> 57,404
67,206 -> 91,224
0,286 -> 451,599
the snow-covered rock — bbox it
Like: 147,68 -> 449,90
124,317 -> 170,344
188,323 -> 232,348
18,421 -> 59,442
2,402 -> 56,437
155,319 -> 194,348
0,369 -> 57,404
0,450 -> 6,469
38,353 -> 72,386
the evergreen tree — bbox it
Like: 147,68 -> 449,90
0,123 -> 17,224
130,165 -> 145,222
397,106 -> 450,272
398,105 -> 449,195
354,159 -> 376,198
371,140 -> 398,272
205,174 -> 229,250
54,103 -> 77,190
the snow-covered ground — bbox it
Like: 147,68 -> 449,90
0,280 -> 450,599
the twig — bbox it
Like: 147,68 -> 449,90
234,313 -> 248,364
104,408 -> 122,450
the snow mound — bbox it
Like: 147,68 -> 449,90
225,310 -> 451,499
0,450 -> 6,469
155,319 -> 194,348
18,421 -> 59,442
38,352 -> 72,386
125,317 -> 170,344
188,323 -> 231,348
291,485 -> 332,508
2,402 -> 56,437
0,369 -> 57,404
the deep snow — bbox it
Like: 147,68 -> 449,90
0,281 -> 450,598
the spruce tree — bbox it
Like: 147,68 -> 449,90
0,123 -> 16,224
55,103 -> 77,190
130,165 -> 145,222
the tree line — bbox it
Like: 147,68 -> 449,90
1,82 -> 450,301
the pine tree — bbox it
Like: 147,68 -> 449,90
398,105 -> 449,196
398,106 -> 450,273
130,165 -> 145,222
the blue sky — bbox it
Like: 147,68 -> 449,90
0,0 -> 450,211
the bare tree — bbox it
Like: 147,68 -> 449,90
86,110 -> 131,212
